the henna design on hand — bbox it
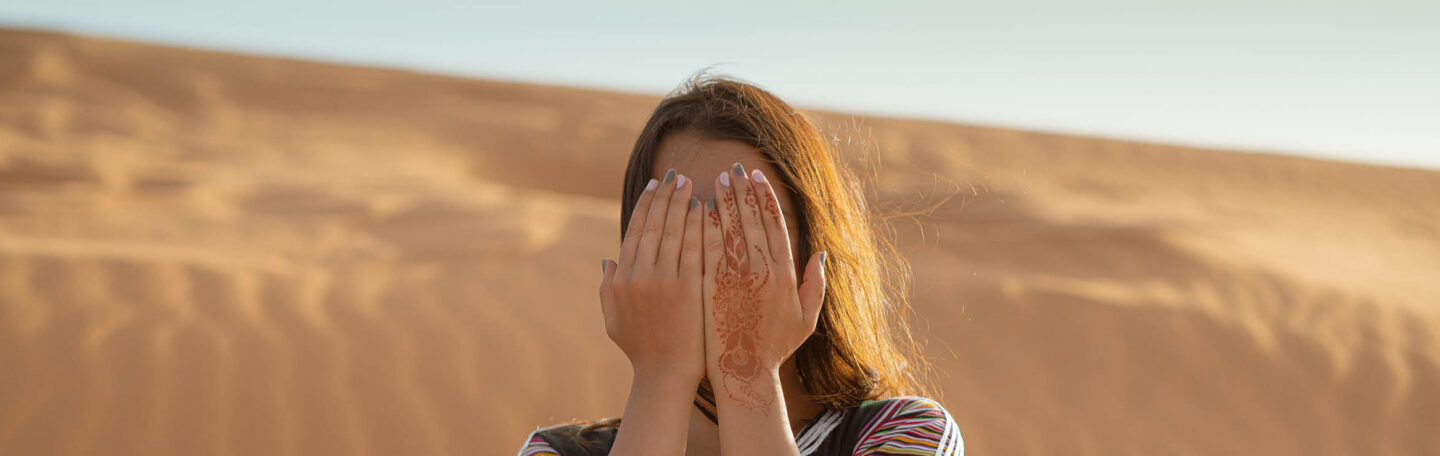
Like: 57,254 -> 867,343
762,192 -> 782,229
711,191 -> 773,411
743,187 -> 760,219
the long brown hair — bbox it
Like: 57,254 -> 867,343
616,73 -> 931,415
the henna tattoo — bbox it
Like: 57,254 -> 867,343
762,190 -> 782,228
712,189 -> 772,411
708,204 -> 723,228
744,187 -> 760,219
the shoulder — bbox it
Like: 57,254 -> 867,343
852,396 -> 963,456
517,423 -> 618,456
517,426 -> 562,456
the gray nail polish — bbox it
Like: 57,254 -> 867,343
820,251 -> 828,267
706,198 -> 716,210
663,169 -> 676,184
690,196 -> 699,208
731,162 -> 745,176
600,259 -> 607,274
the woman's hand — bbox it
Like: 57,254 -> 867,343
701,163 -> 828,412
600,169 -> 706,382
601,169 -> 706,456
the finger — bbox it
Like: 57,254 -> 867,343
634,169 -> 679,269
726,162 -> 771,274
599,258 -> 618,332
701,196 -> 723,308
713,168 -> 745,275
679,194 -> 704,278
797,252 -> 827,327
619,178 -> 659,270
750,169 -> 794,268
656,173 -> 693,275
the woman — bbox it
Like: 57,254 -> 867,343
519,75 -> 962,456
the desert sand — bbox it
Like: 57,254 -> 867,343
0,27 -> 1437,455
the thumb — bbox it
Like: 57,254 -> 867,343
599,259 -> 617,319
797,251 -> 828,326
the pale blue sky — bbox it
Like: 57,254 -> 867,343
4,1 -> 1437,169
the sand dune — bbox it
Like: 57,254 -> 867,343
0,27 -> 1437,455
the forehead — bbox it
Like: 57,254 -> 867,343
652,129 -> 789,204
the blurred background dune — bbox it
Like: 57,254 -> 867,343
1,27 -> 1438,455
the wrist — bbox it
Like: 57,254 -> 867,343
709,366 -> 785,412
631,367 -> 702,396
613,362 -> 699,456
633,359 -> 704,382
705,358 -> 782,386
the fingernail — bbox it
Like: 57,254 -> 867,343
677,174 -> 687,188
601,259 -> 607,274
752,169 -> 765,183
731,162 -> 745,176
690,196 -> 699,208
706,197 -> 716,210
719,171 -> 730,187
646,179 -> 658,191
663,169 -> 676,184
820,251 -> 828,267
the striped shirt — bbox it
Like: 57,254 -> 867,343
517,396 -> 962,456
